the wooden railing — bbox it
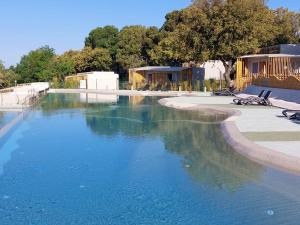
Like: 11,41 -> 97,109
243,72 -> 300,80
240,73 -> 300,90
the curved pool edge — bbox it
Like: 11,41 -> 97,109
158,98 -> 300,175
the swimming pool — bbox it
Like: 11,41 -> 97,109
0,93 -> 300,225
0,111 -> 18,129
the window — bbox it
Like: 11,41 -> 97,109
252,62 -> 259,74
168,73 -> 172,82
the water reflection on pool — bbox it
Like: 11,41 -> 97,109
0,94 -> 299,225
0,111 -> 18,128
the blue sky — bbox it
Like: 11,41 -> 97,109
0,0 -> 299,67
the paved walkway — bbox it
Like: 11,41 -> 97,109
243,85 -> 300,109
159,95 -> 300,171
49,88 -> 212,97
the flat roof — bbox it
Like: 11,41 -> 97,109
240,54 -> 300,59
131,66 -> 189,72
65,72 -> 118,79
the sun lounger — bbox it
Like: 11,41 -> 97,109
240,90 -> 272,106
282,109 -> 300,120
233,90 -> 265,105
214,87 -> 237,96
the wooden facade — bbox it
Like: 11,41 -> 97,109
236,55 -> 300,90
129,67 -> 193,90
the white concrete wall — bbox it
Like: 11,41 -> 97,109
87,72 -> 119,90
198,61 -> 225,80
0,82 -> 49,107
80,80 -> 86,89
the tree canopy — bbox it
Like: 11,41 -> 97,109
85,25 -> 119,56
151,0 -> 300,82
0,61 -> 6,87
0,61 -> 18,88
116,25 -> 161,74
16,46 -> 55,83
73,47 -> 112,72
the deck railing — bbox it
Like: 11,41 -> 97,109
243,72 -> 300,81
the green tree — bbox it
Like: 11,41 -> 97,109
116,25 -> 161,75
199,0 -> 276,83
0,61 -> 18,88
4,69 -> 18,87
272,8 -> 300,44
150,7 -> 210,66
16,46 -> 56,83
160,10 -> 183,32
50,56 -> 76,84
0,61 -> 6,88
154,0 -> 297,84
74,47 -> 112,73
85,25 -> 119,56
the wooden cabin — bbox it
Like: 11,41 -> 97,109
128,66 -> 194,90
236,54 -> 300,90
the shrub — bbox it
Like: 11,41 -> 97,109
64,79 -> 79,89
50,77 -> 62,88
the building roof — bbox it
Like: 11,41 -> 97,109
240,54 -> 300,59
65,71 -> 118,79
131,66 -> 189,72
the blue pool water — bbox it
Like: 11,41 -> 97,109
0,112 -> 18,128
0,94 -> 300,225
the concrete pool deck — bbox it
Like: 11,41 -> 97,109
158,96 -> 300,174
48,88 -> 212,97
0,82 -> 49,111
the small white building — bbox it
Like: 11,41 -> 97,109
86,72 -> 119,90
198,60 -> 225,80
70,71 -> 119,90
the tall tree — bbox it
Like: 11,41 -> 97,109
150,7 -> 210,66
16,46 -> 56,83
4,69 -> 18,87
0,61 -> 6,87
272,8 -> 300,45
85,25 -> 119,56
0,61 -> 18,88
116,25 -> 160,74
199,0 -> 276,82
154,0 -> 295,84
50,56 -> 76,83
73,47 -> 112,73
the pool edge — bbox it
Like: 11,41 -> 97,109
158,97 -> 300,176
